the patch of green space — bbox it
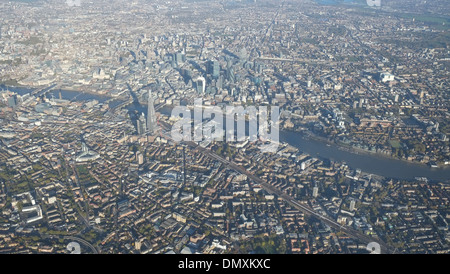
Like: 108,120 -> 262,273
238,233 -> 287,254
397,13 -> 450,26
389,140 -> 401,149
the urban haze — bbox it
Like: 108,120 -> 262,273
0,0 -> 449,254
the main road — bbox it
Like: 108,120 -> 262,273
192,142 -> 392,253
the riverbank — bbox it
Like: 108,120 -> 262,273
46,87 -> 118,100
280,129 -> 450,182
1,84 -> 118,100
288,128 -> 449,170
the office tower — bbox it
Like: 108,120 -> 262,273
137,113 -> 147,135
313,186 -> 318,198
208,60 -> 220,79
212,61 -> 220,79
147,90 -> 157,135
136,152 -> 144,165
301,162 -> 306,170
183,146 -> 187,185
216,76 -> 223,90
7,95 -> 17,108
175,52 -> 185,66
226,60 -> 235,83
350,200 -> 356,211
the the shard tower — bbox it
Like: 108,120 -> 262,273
147,90 -> 158,135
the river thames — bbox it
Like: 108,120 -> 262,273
4,85 -> 450,182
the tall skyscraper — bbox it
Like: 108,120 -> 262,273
175,52 -> 185,66
7,95 -> 17,108
137,113 -> 147,135
208,60 -> 220,79
136,151 -> 144,165
147,90 -> 157,135
313,186 -> 318,198
307,77 -> 312,88
350,200 -> 356,211
182,146 -> 187,185
226,60 -> 235,83
216,75 -> 223,90
213,61 -> 220,79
